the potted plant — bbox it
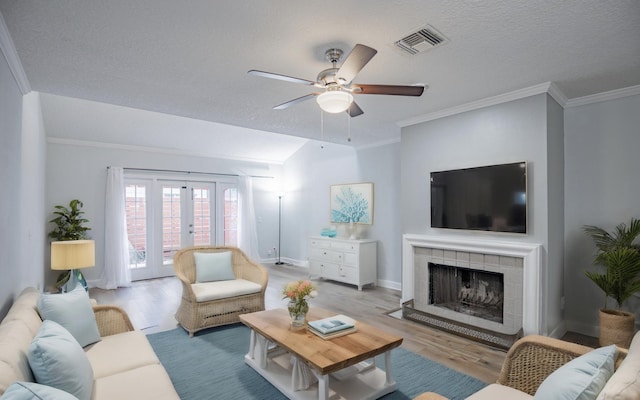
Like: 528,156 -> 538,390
49,199 -> 92,291
583,218 -> 640,347
49,199 -> 91,241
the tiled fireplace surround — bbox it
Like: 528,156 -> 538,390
402,234 -> 543,336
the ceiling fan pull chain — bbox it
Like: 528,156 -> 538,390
347,112 -> 351,143
320,109 -> 325,149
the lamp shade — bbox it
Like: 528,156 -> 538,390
51,240 -> 95,271
316,90 -> 353,113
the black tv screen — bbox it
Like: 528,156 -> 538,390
430,162 -> 527,233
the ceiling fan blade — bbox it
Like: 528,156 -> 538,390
352,84 -> 426,96
336,44 -> 377,84
347,102 -> 364,117
273,93 -> 319,110
248,70 -> 316,86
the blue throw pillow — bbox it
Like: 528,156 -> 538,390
534,344 -> 618,400
1,381 -> 79,399
27,320 -> 93,400
37,287 -> 100,347
194,251 -> 235,282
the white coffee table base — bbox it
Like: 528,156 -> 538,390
244,331 -> 397,400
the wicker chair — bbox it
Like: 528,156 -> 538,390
414,335 -> 629,399
173,246 -> 268,336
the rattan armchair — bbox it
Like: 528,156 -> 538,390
173,246 -> 268,336
414,335 -> 628,399
92,304 -> 135,336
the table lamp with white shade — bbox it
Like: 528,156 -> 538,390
51,240 -> 95,292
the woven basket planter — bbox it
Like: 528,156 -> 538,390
599,308 -> 635,348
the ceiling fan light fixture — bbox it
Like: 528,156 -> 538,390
316,90 -> 353,113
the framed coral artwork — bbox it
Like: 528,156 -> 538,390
330,182 -> 374,224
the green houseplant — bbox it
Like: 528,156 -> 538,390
583,218 -> 640,347
49,199 -> 92,291
49,199 -> 91,241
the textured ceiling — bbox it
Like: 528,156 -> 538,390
1,0 -> 639,150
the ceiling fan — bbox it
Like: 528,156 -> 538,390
248,44 -> 426,117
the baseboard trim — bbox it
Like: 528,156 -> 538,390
376,278 -> 401,291
565,320 -> 599,338
548,321 -> 568,339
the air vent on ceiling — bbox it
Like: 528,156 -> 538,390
394,25 -> 447,55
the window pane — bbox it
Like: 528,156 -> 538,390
162,186 -> 181,264
192,187 -> 211,246
224,188 -> 238,246
125,184 -> 147,269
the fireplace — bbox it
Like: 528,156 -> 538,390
402,234 -> 543,337
429,263 -> 504,324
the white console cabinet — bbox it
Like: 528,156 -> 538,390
308,236 -> 377,290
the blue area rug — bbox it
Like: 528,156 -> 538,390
148,324 -> 486,399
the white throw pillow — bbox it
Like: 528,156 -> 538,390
194,251 -> 235,282
534,344 -> 618,400
597,331 -> 640,400
1,381 -> 79,399
27,320 -> 93,400
37,287 -> 101,347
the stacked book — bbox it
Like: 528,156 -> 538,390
307,315 -> 357,340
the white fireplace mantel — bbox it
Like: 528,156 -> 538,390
402,233 -> 543,335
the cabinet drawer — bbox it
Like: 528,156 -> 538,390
309,261 -> 339,279
330,241 -> 357,253
310,248 -> 343,263
343,253 -> 358,266
309,239 -> 331,249
338,265 -> 356,282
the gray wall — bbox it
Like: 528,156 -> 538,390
0,46 -> 24,316
564,93 -> 640,336
19,92 -> 47,291
400,93 -> 564,335
546,95 -> 565,335
0,53 -> 47,318
282,141 -> 360,262
357,143 -> 402,287
281,140 -> 403,288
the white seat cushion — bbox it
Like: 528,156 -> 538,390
466,384 -> 533,400
85,330 -> 160,379
191,279 -> 262,302
92,364 -> 180,400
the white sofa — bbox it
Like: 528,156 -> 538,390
415,332 -> 640,400
0,287 -> 179,399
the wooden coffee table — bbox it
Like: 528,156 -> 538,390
239,307 -> 403,400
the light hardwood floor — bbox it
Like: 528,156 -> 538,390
89,263 -> 512,384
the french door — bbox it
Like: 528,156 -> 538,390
126,179 -> 216,281
159,181 -> 216,276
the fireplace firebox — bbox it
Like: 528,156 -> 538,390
428,263 -> 504,324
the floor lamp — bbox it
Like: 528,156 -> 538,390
275,193 -> 284,265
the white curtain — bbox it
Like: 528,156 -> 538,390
237,176 -> 260,261
97,167 -> 131,289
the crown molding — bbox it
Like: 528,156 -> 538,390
398,82 -> 558,127
47,137 -> 285,165
397,81 -> 640,127
0,11 -> 31,94
546,82 -> 568,107
565,84 -> 640,108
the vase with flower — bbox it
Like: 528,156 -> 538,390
282,280 -> 317,330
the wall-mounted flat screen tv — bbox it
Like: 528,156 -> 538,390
430,162 -> 527,234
